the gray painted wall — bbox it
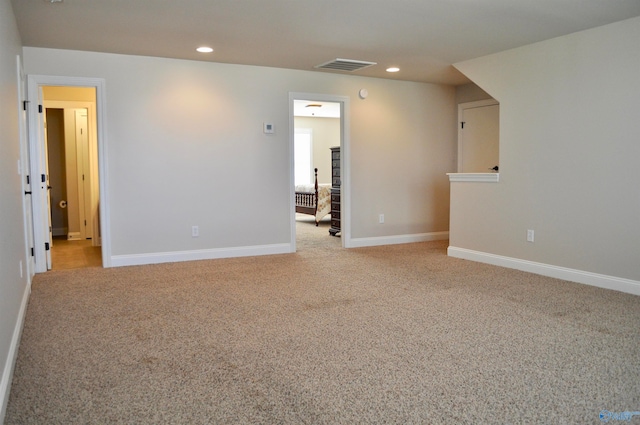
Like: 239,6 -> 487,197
22,47 -> 456,257
0,0 -> 29,420
452,16 -> 640,282
294,116 -> 340,185
455,82 -> 493,104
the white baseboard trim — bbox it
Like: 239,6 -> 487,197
0,279 -> 31,424
349,231 -> 449,249
110,243 -> 293,268
67,232 -> 82,241
448,246 -> 640,296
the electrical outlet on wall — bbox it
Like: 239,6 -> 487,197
192,226 -> 199,237
527,229 -> 534,242
379,214 -> 385,224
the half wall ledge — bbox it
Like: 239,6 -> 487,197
447,173 -> 499,182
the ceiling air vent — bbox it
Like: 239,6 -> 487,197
315,58 -> 377,72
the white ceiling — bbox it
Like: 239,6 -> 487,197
294,100 -> 341,118
10,0 -> 640,85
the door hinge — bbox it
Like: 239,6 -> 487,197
26,175 -> 30,185
31,247 -> 34,257
461,122 -> 465,129
84,220 -> 87,226
45,242 -> 50,251
23,100 -> 29,111
38,104 -> 43,113
41,174 -> 46,183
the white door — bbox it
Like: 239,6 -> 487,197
458,100 -> 499,173
17,56 -> 35,276
63,108 -> 92,240
28,83 -> 53,272
75,109 -> 93,239
42,104 -> 53,270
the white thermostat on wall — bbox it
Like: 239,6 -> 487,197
263,123 -> 275,134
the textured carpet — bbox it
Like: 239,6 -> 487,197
5,219 -> 640,424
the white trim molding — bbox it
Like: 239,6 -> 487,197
110,243 -> 292,268
0,280 -> 31,423
447,173 -> 499,182
448,246 -> 640,296
350,231 -> 449,248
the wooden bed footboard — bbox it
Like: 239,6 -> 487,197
295,168 -> 320,225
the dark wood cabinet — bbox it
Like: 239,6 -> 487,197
329,146 -> 341,236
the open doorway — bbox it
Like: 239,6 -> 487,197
291,95 -> 348,251
43,87 -> 102,269
457,99 -> 499,173
26,75 -> 110,272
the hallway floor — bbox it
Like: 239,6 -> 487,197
51,236 -> 102,270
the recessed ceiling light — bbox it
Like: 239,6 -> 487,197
386,67 -> 400,73
196,47 -> 214,53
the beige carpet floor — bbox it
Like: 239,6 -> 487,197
5,218 -> 640,424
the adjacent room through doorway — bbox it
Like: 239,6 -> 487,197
42,86 -> 102,270
293,98 -> 342,248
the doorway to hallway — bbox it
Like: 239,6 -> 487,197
43,91 -> 103,270
26,75 -> 110,273
51,236 -> 102,270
